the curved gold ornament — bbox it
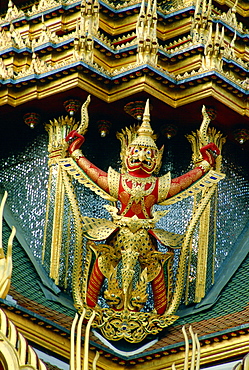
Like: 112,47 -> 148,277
70,310 -> 99,370
173,326 -> 201,370
234,353 -> 249,370
199,105 -> 211,146
0,191 -> 16,299
78,94 -> 91,136
0,309 -> 47,370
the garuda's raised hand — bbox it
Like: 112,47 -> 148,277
200,142 -> 220,168
65,130 -> 85,155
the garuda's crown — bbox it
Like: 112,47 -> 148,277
130,99 -> 158,150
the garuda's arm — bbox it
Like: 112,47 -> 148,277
65,130 -> 110,194
166,142 -> 220,200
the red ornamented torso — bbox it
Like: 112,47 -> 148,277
118,174 -> 159,219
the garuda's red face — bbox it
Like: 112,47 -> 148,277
126,145 -> 158,174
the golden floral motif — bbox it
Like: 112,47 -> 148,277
91,307 -> 179,342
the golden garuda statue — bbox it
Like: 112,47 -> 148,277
47,97 -> 225,342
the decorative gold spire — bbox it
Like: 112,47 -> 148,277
130,99 -> 158,149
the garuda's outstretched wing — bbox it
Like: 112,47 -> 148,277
59,157 -> 117,202
158,170 -> 225,206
